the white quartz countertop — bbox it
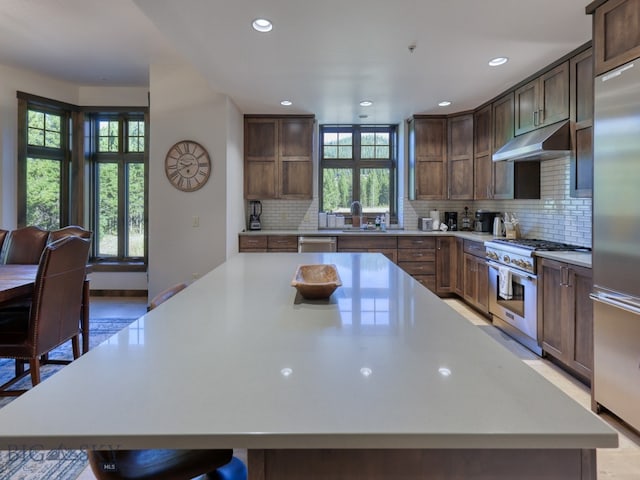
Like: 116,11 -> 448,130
241,229 -> 496,242
0,253 -> 614,450
534,250 -> 592,268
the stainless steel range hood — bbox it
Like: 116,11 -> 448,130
492,120 -> 571,162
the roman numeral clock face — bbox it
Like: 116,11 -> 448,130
164,140 -> 211,192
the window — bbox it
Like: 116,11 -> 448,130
20,104 -> 71,230
91,114 -> 147,262
320,125 -> 396,219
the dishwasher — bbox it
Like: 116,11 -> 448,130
298,236 -> 337,252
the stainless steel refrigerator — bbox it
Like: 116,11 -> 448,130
592,59 -> 640,432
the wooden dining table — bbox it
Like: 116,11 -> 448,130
0,264 -> 91,354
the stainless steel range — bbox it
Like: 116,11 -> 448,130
484,238 -> 590,355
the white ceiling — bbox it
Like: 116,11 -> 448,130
0,0 -> 592,124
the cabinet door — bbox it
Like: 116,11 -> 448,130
245,118 -> 278,199
514,80 -> 538,135
475,259 -> 490,314
454,238 -> 464,296
539,62 -> 569,127
448,114 -> 473,200
463,253 -> 477,305
279,117 -> 313,199
569,265 -> 593,379
474,105 -> 493,200
540,259 -> 566,359
413,117 -> 447,200
592,0 -> 640,75
492,93 -> 515,199
570,48 -> 594,198
436,237 -> 455,294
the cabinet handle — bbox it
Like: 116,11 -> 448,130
533,111 -> 537,126
539,109 -> 544,125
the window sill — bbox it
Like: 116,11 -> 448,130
89,261 -> 147,273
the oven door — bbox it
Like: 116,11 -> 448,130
487,261 -> 539,349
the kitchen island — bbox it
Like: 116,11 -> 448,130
0,253 -> 615,479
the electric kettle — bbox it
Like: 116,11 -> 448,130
492,215 -> 504,237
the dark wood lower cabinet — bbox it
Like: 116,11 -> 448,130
436,236 -> 456,294
461,241 -> 489,315
337,236 -> 398,264
540,258 -> 593,383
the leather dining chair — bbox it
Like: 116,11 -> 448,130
1,226 -> 49,264
87,283 -> 247,480
48,225 -> 92,242
48,225 -> 93,354
0,235 -> 91,396
0,229 -> 8,256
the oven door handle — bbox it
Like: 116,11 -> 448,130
487,261 -> 537,282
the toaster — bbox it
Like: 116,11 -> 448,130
419,217 -> 433,231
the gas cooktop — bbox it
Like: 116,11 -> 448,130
489,238 -> 591,252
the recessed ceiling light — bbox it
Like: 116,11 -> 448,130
359,100 -> 373,107
438,101 -> 452,107
280,100 -> 292,106
489,57 -> 509,67
252,18 -> 273,32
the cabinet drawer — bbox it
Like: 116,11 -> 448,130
239,235 -> 268,251
267,235 -> 298,251
338,236 -> 397,250
413,274 -> 436,291
398,261 -> 436,275
397,249 -> 436,262
398,237 -> 436,249
463,240 -> 486,257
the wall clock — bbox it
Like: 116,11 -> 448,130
164,140 -> 211,192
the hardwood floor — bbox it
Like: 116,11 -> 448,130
77,297 -> 640,479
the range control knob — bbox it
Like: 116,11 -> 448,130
503,255 -> 510,263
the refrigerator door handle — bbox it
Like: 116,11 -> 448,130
590,292 -> 640,316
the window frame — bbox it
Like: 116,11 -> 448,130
319,124 -> 397,221
88,111 -> 148,264
17,95 -> 73,229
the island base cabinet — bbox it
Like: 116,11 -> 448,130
248,448 -> 596,480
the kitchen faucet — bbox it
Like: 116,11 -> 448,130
350,201 -> 363,228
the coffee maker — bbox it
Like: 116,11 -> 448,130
249,200 -> 262,231
444,211 -> 458,231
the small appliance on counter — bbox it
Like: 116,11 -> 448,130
461,207 -> 473,231
492,215 -> 504,237
249,200 -> 262,230
474,210 -> 500,233
418,217 -> 433,231
444,211 -> 457,231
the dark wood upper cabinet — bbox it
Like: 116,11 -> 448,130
244,115 -> 314,200
408,116 -> 447,200
492,93 -> 515,199
473,104 -> 492,200
514,62 -> 569,135
570,47 -> 594,198
588,0 -> 640,75
447,113 -> 474,200
244,117 -> 278,199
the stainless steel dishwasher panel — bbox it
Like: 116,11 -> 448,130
298,236 -> 337,253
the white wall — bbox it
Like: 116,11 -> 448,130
148,61 -> 242,299
0,64 -> 78,229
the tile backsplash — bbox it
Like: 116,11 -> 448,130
248,156 -> 592,248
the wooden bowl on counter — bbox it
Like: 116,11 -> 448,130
291,264 -> 342,300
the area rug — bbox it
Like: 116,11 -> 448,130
0,316 -> 138,479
